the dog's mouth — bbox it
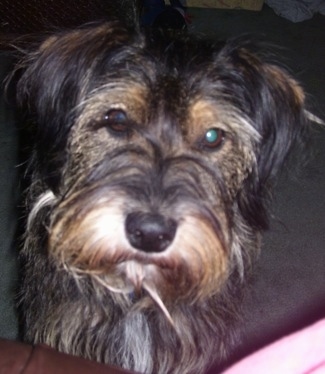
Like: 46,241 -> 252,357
68,258 -> 175,325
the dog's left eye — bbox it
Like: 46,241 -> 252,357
103,109 -> 130,136
202,128 -> 224,149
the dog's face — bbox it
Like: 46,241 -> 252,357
19,23 -> 306,321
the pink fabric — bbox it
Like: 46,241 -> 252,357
222,318 -> 325,374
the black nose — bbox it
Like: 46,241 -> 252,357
125,212 -> 177,253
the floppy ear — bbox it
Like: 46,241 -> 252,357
16,23 -> 134,191
256,63 -> 306,179
235,49 -> 308,230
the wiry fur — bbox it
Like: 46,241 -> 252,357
16,23 -> 308,374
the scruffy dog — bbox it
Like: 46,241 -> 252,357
16,22 -> 307,374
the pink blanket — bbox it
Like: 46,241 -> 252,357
223,318 -> 325,374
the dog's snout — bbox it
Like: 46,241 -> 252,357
125,212 -> 177,253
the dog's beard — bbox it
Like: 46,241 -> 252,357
46,184 -> 230,326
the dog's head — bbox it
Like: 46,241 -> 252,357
18,23 -> 307,318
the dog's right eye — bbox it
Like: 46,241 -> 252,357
103,109 -> 131,136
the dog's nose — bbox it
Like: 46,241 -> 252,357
125,212 -> 177,253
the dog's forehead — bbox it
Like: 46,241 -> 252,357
80,33 -> 212,108
79,47 -> 209,125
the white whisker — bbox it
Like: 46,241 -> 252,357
28,190 -> 57,230
144,283 -> 175,328
304,110 -> 325,125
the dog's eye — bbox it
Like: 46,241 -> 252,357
203,128 -> 224,149
103,109 -> 130,136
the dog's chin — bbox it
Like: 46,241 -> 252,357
60,258 -> 176,324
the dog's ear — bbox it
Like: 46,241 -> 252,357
254,62 -> 306,178
16,23 -> 135,191
233,47 -> 308,230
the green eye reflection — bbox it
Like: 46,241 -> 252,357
204,128 -> 224,149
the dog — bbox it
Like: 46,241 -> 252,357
15,22 -> 308,374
